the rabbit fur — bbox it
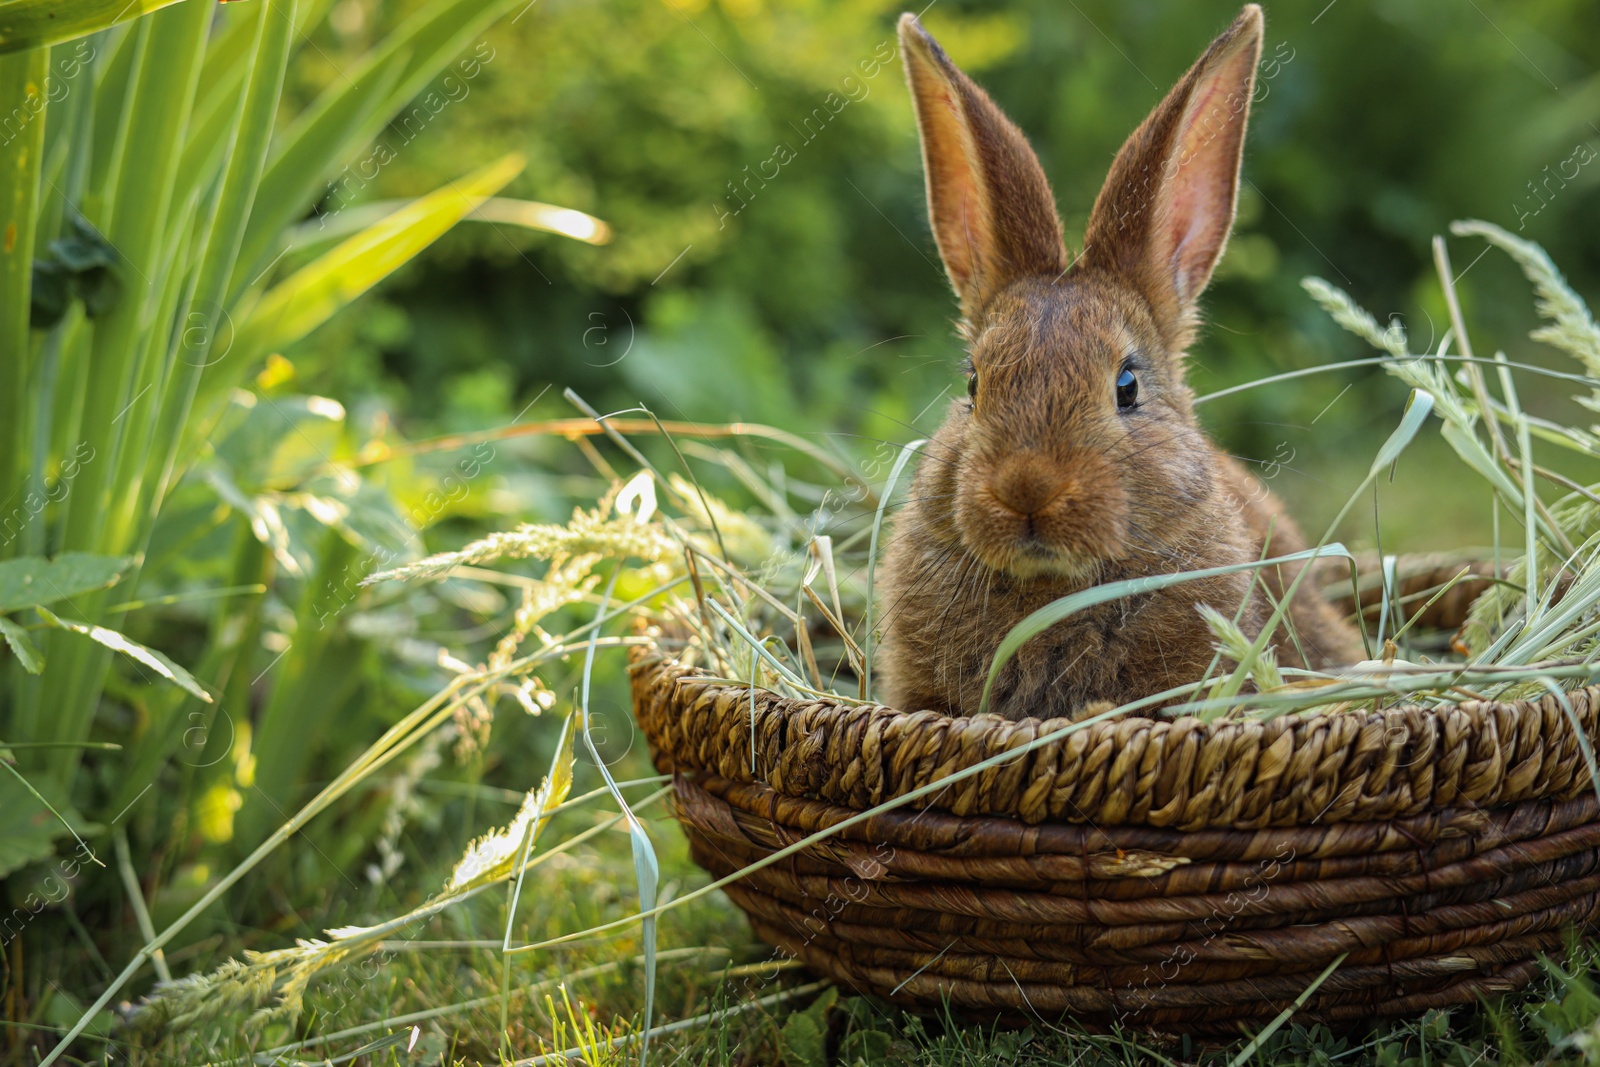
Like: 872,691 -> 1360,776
877,5 -> 1363,721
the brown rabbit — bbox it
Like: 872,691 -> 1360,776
877,5 -> 1363,721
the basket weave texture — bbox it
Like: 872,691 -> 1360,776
628,562 -> 1600,1032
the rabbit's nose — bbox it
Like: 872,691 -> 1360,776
989,457 -> 1068,517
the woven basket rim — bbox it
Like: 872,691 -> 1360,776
631,632 -> 1600,828
628,551 -> 1600,1025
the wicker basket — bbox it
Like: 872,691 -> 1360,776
628,558 -> 1600,1033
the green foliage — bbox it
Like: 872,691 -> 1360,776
779,985 -> 838,1067
285,0 -> 1600,502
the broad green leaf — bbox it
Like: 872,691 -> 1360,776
0,553 -> 132,612
0,615 -> 43,673
35,606 -> 211,702
236,153 -> 523,360
781,987 -> 838,1067
0,0 -> 184,54
780,1014 -> 827,1067
212,393 -> 346,489
979,545 -> 1354,715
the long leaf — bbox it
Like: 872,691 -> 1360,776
106,0 -> 297,822
232,0 -> 527,291
92,0 -> 217,556
0,46 -> 48,551
0,0 -> 185,54
229,53 -> 408,299
290,196 -> 612,247
57,0 -> 208,558
234,153 -> 523,360
192,0 -> 274,110
580,566 -> 659,1066
87,20 -> 142,210
35,605 -> 210,702
146,0 -> 293,522
36,37 -> 98,288
863,438 -> 924,700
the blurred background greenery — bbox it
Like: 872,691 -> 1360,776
283,0 -> 1600,548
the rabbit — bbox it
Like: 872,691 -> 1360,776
876,4 -> 1364,722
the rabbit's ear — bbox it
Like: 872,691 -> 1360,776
1081,5 -> 1263,341
899,14 -> 1068,320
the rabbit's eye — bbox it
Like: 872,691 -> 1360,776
1116,366 -> 1139,410
967,374 -> 978,401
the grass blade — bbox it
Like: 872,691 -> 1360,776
112,826 -> 171,983
863,437 -> 923,701
228,52 -> 409,299
580,566 -> 660,1066
232,0 -> 529,290
292,196 -> 612,247
1226,953 -> 1348,1067
1369,387 -> 1435,474
978,545 -> 1352,715
499,712 -> 577,1053
233,153 -> 523,360
0,758 -> 96,859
